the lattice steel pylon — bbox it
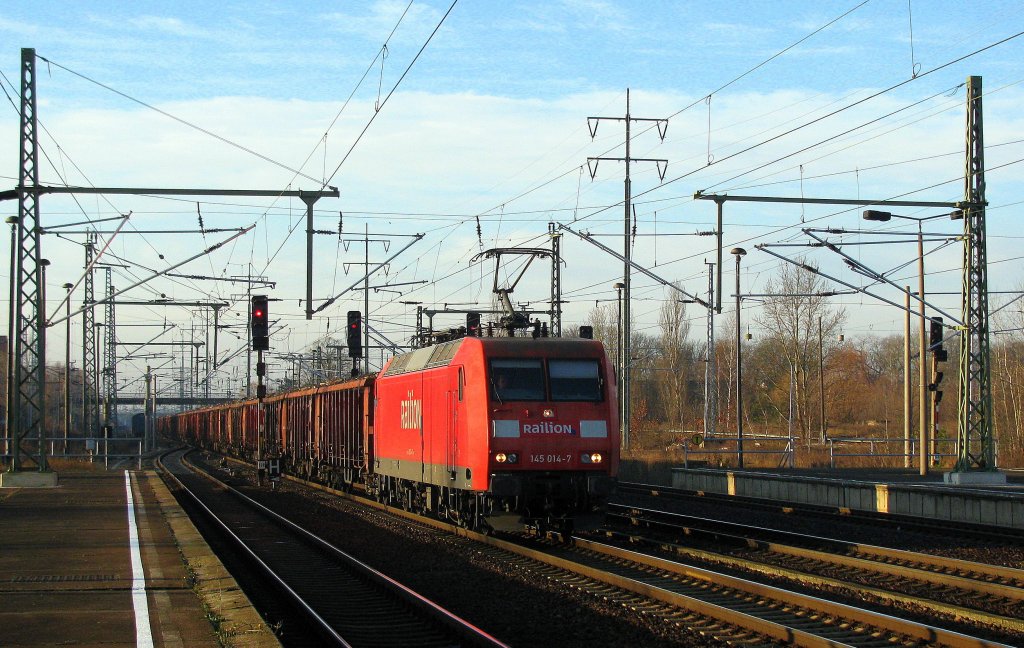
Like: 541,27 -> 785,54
704,262 -> 716,438
6,48 -> 46,472
102,268 -> 118,430
548,222 -> 562,337
953,76 -> 998,476
82,232 -> 98,438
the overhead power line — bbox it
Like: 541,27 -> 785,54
321,0 -> 459,188
36,55 -> 323,184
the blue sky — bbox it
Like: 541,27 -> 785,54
2,1 -> 1023,397
7,1 -> 1022,102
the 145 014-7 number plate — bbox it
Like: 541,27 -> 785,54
529,454 -> 573,464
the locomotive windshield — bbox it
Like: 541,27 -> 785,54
549,359 -> 601,401
490,359 -> 545,401
489,357 -> 603,402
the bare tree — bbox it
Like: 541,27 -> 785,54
992,288 -> 1024,452
585,303 -> 618,367
754,261 -> 845,441
657,287 -> 696,433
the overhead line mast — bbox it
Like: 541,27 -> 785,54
5,48 -> 47,479
950,76 -> 1003,485
586,89 -> 669,451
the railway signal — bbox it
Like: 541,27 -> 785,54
928,316 -> 946,466
929,317 -> 946,404
929,317 -> 948,361
251,295 -> 269,350
929,316 -> 943,349
347,310 -> 362,358
467,311 -> 481,337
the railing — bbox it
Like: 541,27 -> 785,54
826,437 -> 956,468
1,435 -> 144,470
675,434 -> 795,469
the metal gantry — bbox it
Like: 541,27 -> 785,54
954,76 -> 998,477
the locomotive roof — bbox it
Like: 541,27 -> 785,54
381,336 -> 605,377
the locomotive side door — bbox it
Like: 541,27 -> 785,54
446,366 -> 462,481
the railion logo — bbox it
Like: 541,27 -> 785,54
400,390 -> 422,429
522,422 -> 575,435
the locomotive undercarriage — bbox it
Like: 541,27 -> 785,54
366,470 -> 614,534
491,471 -> 615,533
194,443 -> 610,534
369,475 -> 493,531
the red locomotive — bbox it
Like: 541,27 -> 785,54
160,335 -> 618,530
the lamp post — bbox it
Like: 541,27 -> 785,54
731,247 -> 747,469
94,322 -> 104,436
613,281 -> 625,449
63,282 -> 73,455
39,258 -> 50,469
5,216 -> 18,466
863,209 -> 948,476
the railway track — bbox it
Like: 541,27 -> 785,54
615,481 -> 1024,544
601,502 -> 1024,637
188,451 -> 1017,647
157,448 -> 506,648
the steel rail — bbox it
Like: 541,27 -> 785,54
195,454 -> 1011,646
165,450 -> 507,648
615,481 -> 1024,542
602,504 -> 1024,636
157,449 -> 348,646
566,537 -> 1016,648
607,503 -> 1024,599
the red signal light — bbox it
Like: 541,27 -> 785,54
347,310 -> 362,358
251,295 -> 270,351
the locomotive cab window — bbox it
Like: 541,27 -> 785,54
549,359 -> 602,401
490,359 -> 545,401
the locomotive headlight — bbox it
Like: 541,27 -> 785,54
495,453 -> 508,463
542,408 -> 555,418
507,453 -> 519,464
581,452 -> 603,464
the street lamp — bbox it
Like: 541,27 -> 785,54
63,282 -> 73,455
731,247 -> 747,469
613,282 -> 625,449
39,258 -> 50,470
5,216 -> 18,466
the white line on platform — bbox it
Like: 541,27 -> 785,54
125,471 -> 154,647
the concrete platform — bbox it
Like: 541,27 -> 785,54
944,470 -> 1008,486
0,465 -> 279,647
672,467 -> 1024,530
0,470 -> 59,488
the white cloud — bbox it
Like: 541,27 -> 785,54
321,0 -> 441,41
5,71 -> 1023,377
